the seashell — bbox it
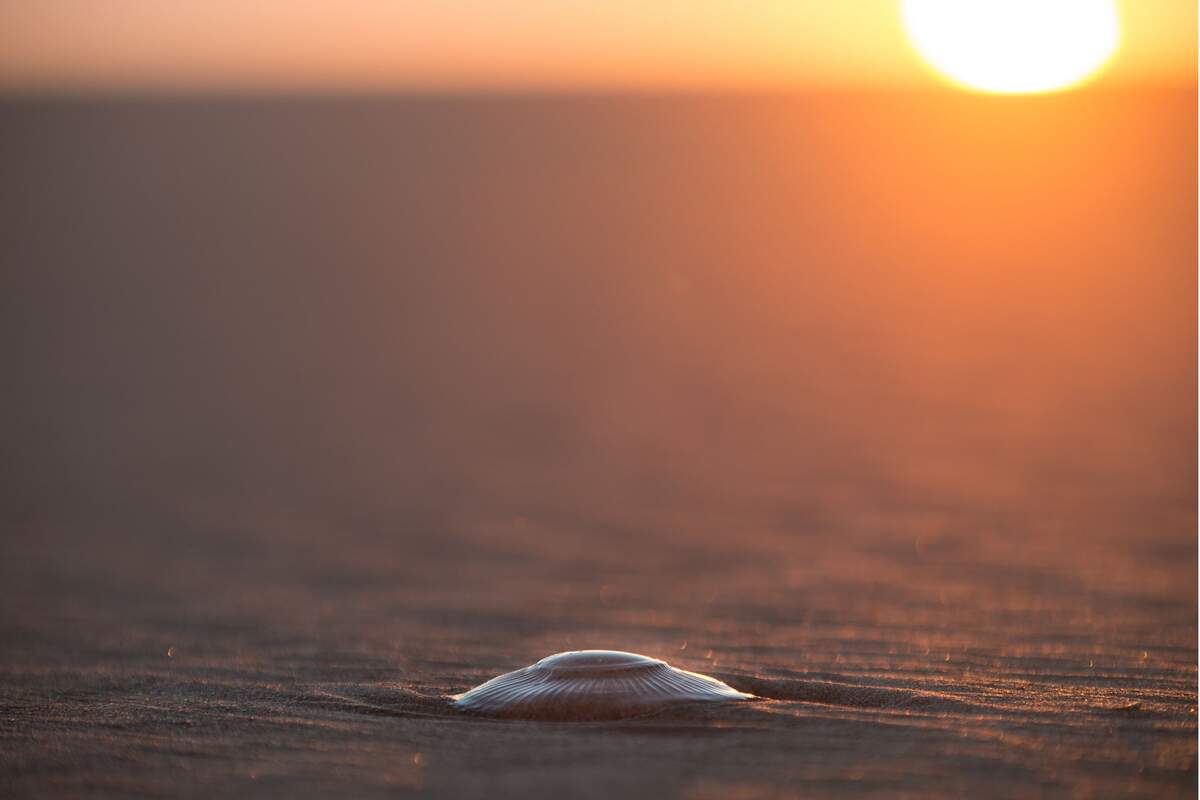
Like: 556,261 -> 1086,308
451,650 -> 753,720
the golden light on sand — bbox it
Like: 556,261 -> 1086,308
901,0 -> 1121,94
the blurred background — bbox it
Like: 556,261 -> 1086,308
3,0 -> 1194,551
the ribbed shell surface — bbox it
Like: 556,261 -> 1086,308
451,650 -> 753,720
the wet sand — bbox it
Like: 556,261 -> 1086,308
1,93 -> 1196,797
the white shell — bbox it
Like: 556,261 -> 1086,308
451,650 -> 753,719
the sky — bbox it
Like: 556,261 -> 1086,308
0,0 -> 1194,92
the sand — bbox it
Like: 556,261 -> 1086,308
1,93 -> 1195,797
2,496 -> 1195,798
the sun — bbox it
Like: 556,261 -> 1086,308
901,0 -> 1121,94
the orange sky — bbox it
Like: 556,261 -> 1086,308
0,1 -> 1194,92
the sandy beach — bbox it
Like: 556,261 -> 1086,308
1,93 -> 1195,797
2,496 -> 1194,797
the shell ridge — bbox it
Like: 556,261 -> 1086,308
488,672 -> 544,707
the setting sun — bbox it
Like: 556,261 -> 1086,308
902,0 -> 1121,94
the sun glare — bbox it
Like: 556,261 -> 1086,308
901,0 -> 1121,94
